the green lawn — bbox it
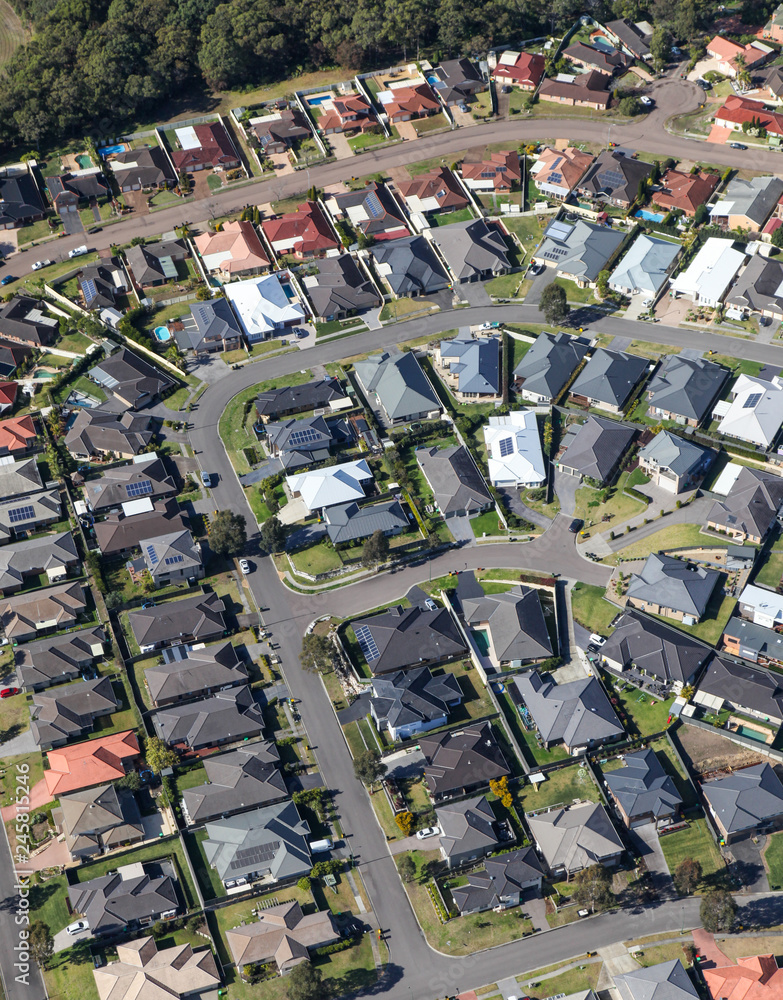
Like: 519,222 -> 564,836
183,828 -> 225,900
428,207 -> 474,227
379,296 -> 438,322
517,762 -> 600,814
570,582 -> 619,636
486,272 -> 530,298
525,965 -> 601,996
611,522 -> 735,562
42,940 -> 99,1000
29,873 -> 71,933
659,817 -> 725,886
764,830 -> 783,889
754,541 -> 783,590
37,352 -> 74,369
706,354 -> 767,379
645,591 -> 737,646
601,672 -> 674,738
57,331 -> 95,353
72,838 -> 199,909
573,470 -> 647,532
471,508 -> 506,538
498,690 -> 568,768
290,540 -> 343,576
502,214 -> 548,252
411,112 -> 450,135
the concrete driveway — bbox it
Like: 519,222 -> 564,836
628,822 -> 674,899
278,496 -> 310,525
727,835 -> 770,893
54,925 -> 89,954
525,264 -> 557,306
451,515 -> 476,544
0,728 -> 36,759
497,487 -> 552,529
554,469 -> 580,517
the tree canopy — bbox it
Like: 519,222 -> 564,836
539,282 -> 569,325
209,510 -> 247,557
145,735 -> 179,773
353,748 -> 387,786
286,960 -> 324,1000
700,889 -> 737,933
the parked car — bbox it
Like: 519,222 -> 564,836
589,633 -> 606,647
569,518 -> 584,533
0,275 -> 14,285
729,142 -> 747,150
640,96 -> 654,107
201,471 -> 211,487
0,687 -> 19,698
416,826 -> 440,840
697,79 -> 711,90
529,262 -> 545,275
239,558 -> 250,574
424,598 -> 438,611
68,245 -> 88,259
31,259 -> 52,271
66,920 -> 89,935
294,327 -> 309,338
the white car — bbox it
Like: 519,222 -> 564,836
239,559 -> 250,574
640,96 -> 654,106
66,919 -> 89,935
31,259 -> 52,270
68,245 -> 88,259
589,633 -> 606,647
416,826 -> 440,840
424,598 -> 437,611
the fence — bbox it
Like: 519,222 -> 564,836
44,277 -> 92,319
679,713 -> 783,763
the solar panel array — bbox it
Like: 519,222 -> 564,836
164,554 -> 184,565
125,480 -> 153,498
288,427 -> 322,449
354,623 -> 380,662
229,841 -> 281,870
365,191 -> 384,218
744,392 -> 763,409
498,436 -> 514,458
8,504 -> 35,524
146,544 -> 159,565
598,168 -> 625,190
81,278 -> 98,302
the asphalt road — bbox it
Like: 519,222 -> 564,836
0,811 -> 46,1000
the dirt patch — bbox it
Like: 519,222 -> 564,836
678,723 -> 765,778
0,0 -> 28,70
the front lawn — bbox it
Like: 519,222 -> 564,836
43,940 -> 99,1000
29,873 -> 71,933
525,965 -> 601,996
570,582 -> 619,636
572,470 -> 647,532
379,296 -> 439,322
290,540 -> 343,576
471,509 -> 506,538
611,523 -> 735,562
658,817 -> 725,886
763,830 -> 783,889
411,112 -> 450,135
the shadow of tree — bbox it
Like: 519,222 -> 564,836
737,895 -> 783,930
326,961 -> 403,999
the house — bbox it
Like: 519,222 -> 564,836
181,741 -> 286,825
146,641 -> 247,708
301,254 -> 380,321
90,348 -> 175,410
492,50 -> 546,90
194,221 -> 270,279
703,763 -> 783,842
714,94 -> 783,140
249,107 -> 312,153
0,531 -> 78,595
626,553 -> 721,623
0,167 -> 45,228
0,490 -> 62,542
713,372 -> 783,449
349,603 -> 466,675
563,40 -> 630,75
325,182 -> 409,241
420,721 -> 509,801
397,168 -> 468,216
370,666 -> 462,741
0,380 -> 22,415
0,339 -> 31,378
614,962 -> 699,1000
30,677 -> 118,749
513,670 -> 624,753
17,626 -> 106,692
450,847 -> 544,913
354,350 -> 441,424
609,234 -> 680,299
417,444 -> 493,518
723,615 -> 783,665
0,296 -> 58,347
696,931 -> 783,1000
223,272 -> 305,342
177,298 -> 243,356
113,147 -> 175,191
170,122 -> 240,174
78,259 -> 128,309
255,377 -> 348,423
740,583 -> 783,629
93,937 -> 220,1000
136,529 -> 203,587
461,151 -> 521,193
317,94 -> 377,134
84,457 -> 176,513
527,801 -> 624,875
430,57 -> 486,104
482,410 -> 546,488
533,219 -> 625,285
694,653 -> 783,726
128,591 -> 227,653
225,901 -> 338,974
463,585 -> 553,667
707,466 -> 783,543
638,430 -> 713,494
569,348 -> 648,414
513,332 -> 590,403
646,355 -> 729,427
0,581 -> 88,641
325,499 -> 408,545
765,2 -> 783,42
65,407 -> 153,460
152,685 -> 265,751
727,255 -> 783,321
706,35 -> 769,78
58,783 -> 144,860
286,459 -> 373,513
603,18 -> 651,59
599,609 -> 709,690
654,169 -> 720,217
68,861 -> 179,937
94,498 -> 188,557
370,235 -> 449,297
539,71 -> 611,110
530,146 -> 595,200
605,749 -> 683,828
202,800 -> 311,887
710,176 -> 783,231
760,64 -> 783,99
261,201 -> 339,259
437,795 -> 505,868
44,730 -> 141,796
262,414 -> 334,471
124,240 -> 188,289
431,218 -> 512,283
377,82 -> 440,122
577,151 -> 654,207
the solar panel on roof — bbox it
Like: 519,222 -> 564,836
599,168 -> 625,189
125,480 -> 153,498
229,841 -> 281,870
354,623 -> 380,662
81,278 -> 98,302
164,554 -> 184,565
288,428 -> 321,448
146,544 -> 159,565
498,436 -> 514,458
365,192 -> 384,218
743,392 -> 763,409
8,504 -> 35,524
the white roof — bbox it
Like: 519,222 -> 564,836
739,583 -> 783,621
609,233 -> 680,295
482,410 -> 546,486
716,372 -> 783,448
224,273 -> 305,338
121,497 -> 155,516
671,237 -> 746,300
286,459 -> 373,511
175,126 -> 200,149
498,49 -> 521,66
711,460 -> 744,496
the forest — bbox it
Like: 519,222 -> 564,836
0,0 -> 771,153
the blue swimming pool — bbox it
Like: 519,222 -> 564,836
98,144 -> 126,157
635,209 -> 666,223
591,34 -> 616,51
307,95 -> 331,106
154,326 -> 171,342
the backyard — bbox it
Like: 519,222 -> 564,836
516,761 -> 600,813
600,671 -> 675,738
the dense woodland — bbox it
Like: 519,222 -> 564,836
0,0 -> 773,152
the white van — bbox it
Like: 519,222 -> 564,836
309,838 -> 333,853
68,245 -> 88,259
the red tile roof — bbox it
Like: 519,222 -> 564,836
398,167 -> 469,211
461,151 -> 521,191
715,94 -> 783,135
694,930 -> 783,1000
0,381 -> 18,408
262,200 -> 339,256
707,34 -> 767,70
44,730 -> 141,796
318,95 -> 375,132
171,123 -> 240,172
653,169 -> 720,216
382,83 -> 441,119
493,52 -> 546,88
0,414 -> 35,452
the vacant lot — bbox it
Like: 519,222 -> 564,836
677,723 -> 764,779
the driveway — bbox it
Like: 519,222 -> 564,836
54,925 -> 89,954
727,835 -> 770,893
460,281 -> 492,307
278,496 -> 310,525
0,727 -> 36,759
628,822 -> 674,899
451,515 -> 477,544
286,523 -> 327,550
60,211 -> 84,235
554,469 -> 580,517
497,486 -> 552,529
525,264 -> 557,306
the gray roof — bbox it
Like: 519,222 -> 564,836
627,553 -> 720,618
59,783 -> 143,854
0,531 -> 79,594
536,219 -> 624,281
83,457 -> 176,512
439,336 -> 500,395
325,499 -> 408,544
462,585 -> 553,662
30,676 -> 118,747
702,763 -> 783,834
570,349 -> 648,408
0,456 -> 42,499
578,150 -> 654,203
605,18 -> 650,57
614,960 -> 699,1000
95,498 -> 188,557
141,529 -> 202,578
707,466 -> 783,540
417,444 -> 492,516
513,670 -> 624,748
605,748 -> 682,822
151,685 -> 264,750
177,298 -> 242,353
113,145 -> 175,188
125,239 -> 187,286
203,800 -> 311,882
696,655 -> 783,720
333,182 -> 407,237
564,40 -> 629,72
145,640 -> 247,705
437,794 -> 500,860
370,236 -> 449,296
264,415 -> 333,471
431,218 -> 511,281
354,350 -> 441,422
559,415 -> 636,481
646,355 -> 729,423
527,801 -> 624,873
371,667 -> 462,732
724,615 -> 783,662
599,610 -> 709,684
433,57 -> 484,93
0,489 -> 61,541
450,846 -> 544,911
65,406 -> 153,459
129,591 -> 226,649
513,332 -> 590,400
609,234 -> 680,295
17,626 -> 107,690
182,741 -> 287,824
68,861 -> 179,936
352,603 -> 466,674
89,348 -> 175,409
0,296 -> 58,346
420,721 -> 510,798
727,254 -> 783,317
302,254 -> 380,319
255,377 -> 347,420
639,430 -> 710,477
715,176 -> 783,227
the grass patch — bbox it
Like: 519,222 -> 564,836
601,671 -> 674,738
707,354 -> 767,378
517,761 -> 600,813
524,965 -> 601,996
0,749 -> 44,807
29,873 -> 71,932
764,830 -> 783,890
573,470 -> 647,531
611,522 -> 735,562
183,828 -> 226,900
471,509 -> 506,538
502,214 -> 548,253
379,296 -> 439,322
570,582 -> 618,636
42,940 -> 99,1000
428,207 -> 475,226
411,112 -> 450,135
659,817 -> 725,885
754,544 -> 783,590
645,590 -> 737,647
486,272 -> 529,298
290,540 -> 343,575
499,690 -> 569,767
315,317 -> 368,337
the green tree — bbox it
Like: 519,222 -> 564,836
209,510 -> 247,557
673,857 -> 702,896
260,515 -> 286,553
286,961 -> 324,1000
650,26 -> 672,69
572,864 -> 614,913
772,226 -> 783,248
619,96 -> 643,116
597,269 -> 611,298
398,855 -> 416,882
353,748 -> 387,787
539,282 -> 569,325
362,529 -> 390,567
145,736 -> 179,774
297,875 -> 312,891
28,920 -> 53,968
694,203 -> 710,226
700,889 -> 737,932
300,633 -> 335,672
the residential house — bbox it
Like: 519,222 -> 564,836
740,583 -> 783,628
713,372 -> 783,449
703,763 -> 783,842
527,801 -> 624,875
710,176 -> 783,231
68,861 -> 179,937
0,340 -> 32,378
146,640 -> 247,708
397,167 -> 469,216
93,937 -> 220,1000
125,239 -> 189,288
605,749 -> 683,828
194,221 -> 270,279
563,40 -> 630,75
461,151 -> 521,193
450,847 -> 544,913
377,83 -> 441,123
609,234 -> 680,299
83,456 -> 176,513
760,64 -> 783,99
599,609 -> 709,690
30,677 -> 118,749
533,219 -> 625,286
530,146 -> 595,200
301,254 -> 380,321
707,466 -> 783,542
513,332 -> 590,404
0,490 -> 62,542
420,721 -> 509,802
369,666 -> 462,741
170,122 -> 240,174
249,107 -> 312,153
492,50 -> 546,90
431,218 -> 512,283
325,182 -> 409,241
286,459 -> 373,513
78,259 -> 128,310
261,201 -> 339,259
654,169 -> 720,217
0,456 -> 42,499
557,415 -> 636,484
348,603 -> 466,675
317,94 -> 377,134
714,94 -> 783,140
0,581 -> 88,642
152,685 -> 265,751
723,615 -> 783,666
113,147 -> 175,192
17,626 -> 106,692
262,414 -> 335,471
58,784 -> 144,860
483,410 -> 546,488
626,553 -> 721,623
65,407 -> 153,460
603,18 -> 651,59
646,355 -> 729,427
417,444 -> 492,518
225,901 -> 338,974
430,58 -> 486,104
569,348 -> 649,414
706,35 -> 770,78
463,585 -> 553,667
696,931 -> 783,1000
513,670 -> 624,754
615,962 -> 699,1000
90,348 -> 175,410
0,379 -> 17,414
181,742 -> 287,825
764,2 -> 783,42
353,350 -> 441,424
135,529 -> 203,587
0,531 -> 78,595
0,296 -> 58,347
0,167 -> 45,229
44,731 -> 141,796
370,235 -> 449,297
539,71 -> 611,110
128,591 -> 227,653
727,255 -> 783,321
694,653 -> 783,726
94,498 -> 188,557
324,499 -> 408,545
638,430 -> 713,494
437,795 -> 505,868
177,299 -> 243,356
576,150 -> 654,207
223,272 -> 305,342
254,377 -> 348,423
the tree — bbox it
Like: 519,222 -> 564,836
539,282 -> 569,325
297,876 -> 312,891
619,96 -> 643,116
300,633 -> 334,673
104,590 -> 124,612
673,857 -> 702,896
597,269 -> 611,298
115,772 -> 142,792
362,529 -> 390,567
145,736 -> 179,774
28,921 -> 53,968
489,776 -> 513,809
772,226 -> 783,248
209,510 -> 247,558
694,202 -> 710,226
395,810 -> 415,836
260,515 -> 286,553
700,889 -> 737,932
650,26 -> 672,69
353,748 -> 387,787
572,864 -> 614,913
286,961 -> 324,1000
398,855 -> 416,882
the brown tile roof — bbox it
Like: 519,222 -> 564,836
44,730 -> 141,796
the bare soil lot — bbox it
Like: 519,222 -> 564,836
677,724 -> 765,779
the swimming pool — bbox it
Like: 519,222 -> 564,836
737,725 -> 768,742
635,209 -> 666,223
76,154 -> 93,169
32,371 -> 54,379
591,33 -> 615,51
98,144 -> 126,157
472,629 -> 490,657
154,326 -> 171,342
307,95 -> 331,106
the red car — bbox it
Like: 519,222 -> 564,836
0,687 -> 19,698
